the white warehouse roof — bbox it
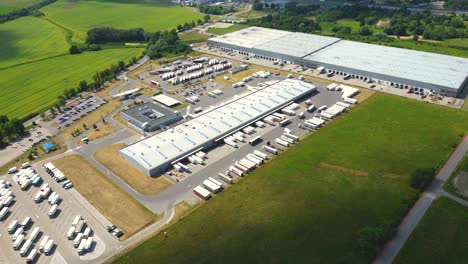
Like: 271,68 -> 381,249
208,27 -> 468,92
304,40 -> 468,91
121,79 -> 316,175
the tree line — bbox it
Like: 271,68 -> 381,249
86,27 -> 146,44
0,116 -> 26,148
146,30 -> 191,59
246,12 -> 321,33
0,0 -> 57,24
199,5 -> 235,15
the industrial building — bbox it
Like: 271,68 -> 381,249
208,27 -> 468,97
120,102 -> 182,133
120,79 -> 316,176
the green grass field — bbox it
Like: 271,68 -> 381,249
207,24 -> 249,35
179,31 -> 210,44
0,16 -> 69,69
444,156 -> 468,200
0,48 -> 143,119
113,94 -> 468,264
0,0 -> 42,14
41,0 -> 203,43
395,197 -> 468,263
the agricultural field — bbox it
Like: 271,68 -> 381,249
113,94 -> 468,264
179,31 -> 210,44
41,0 -> 203,43
395,197 -> 468,263
0,16 -> 69,69
207,23 -> 249,35
0,0 -> 42,14
54,154 -> 159,240
0,48 -> 143,119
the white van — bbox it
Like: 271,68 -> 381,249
21,162 -> 30,169
7,219 -> 18,234
38,236 -> 49,252
28,227 -> 40,242
7,167 -> 18,174
48,204 -> 58,218
34,192 -> 42,203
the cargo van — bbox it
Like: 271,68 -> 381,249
20,239 -> 32,256
34,192 -> 42,203
48,204 -> 58,218
73,233 -> 84,248
28,227 -> 40,242
12,227 -> 24,241
7,219 -> 19,234
43,239 -> 54,255
21,163 -> 30,169
67,226 -> 76,240
13,234 -> 25,250
8,167 -> 18,174
38,236 -> 49,252
26,249 -> 38,264
21,217 -> 31,228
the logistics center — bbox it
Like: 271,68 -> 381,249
207,27 -> 468,97
120,79 -> 316,176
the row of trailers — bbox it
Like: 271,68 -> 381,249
193,150 -> 270,200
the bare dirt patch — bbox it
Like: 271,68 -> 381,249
319,162 -> 368,176
354,88 -> 376,102
454,171 -> 468,197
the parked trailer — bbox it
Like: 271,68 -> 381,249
13,234 -> 25,250
20,239 -> 33,256
279,119 -> 290,127
344,97 -> 358,104
50,194 -> 60,205
8,219 -> 19,234
284,133 -> 299,141
239,159 -> 256,171
218,173 -> 233,184
3,195 -> 13,207
208,177 -> 223,188
224,139 -> 238,148
229,166 -> 243,177
38,236 -> 49,252
28,227 -> 40,242
193,186 -> 211,200
74,233 -> 84,248
253,150 -> 268,160
84,236 -> 94,252
83,227 -> 92,238
26,249 -> 38,264
75,219 -> 85,234
47,192 -> 57,203
280,135 -> 295,144
336,102 -> 351,108
246,154 -> 263,165
12,227 -> 24,241
276,138 -> 289,147
43,239 -> 54,255
176,163 -> 190,173
48,204 -> 58,218
203,180 -> 221,193
31,176 -> 43,187
21,216 -> 31,228
262,145 -> 278,155
248,136 -> 262,146
67,226 -> 76,240
234,162 -> 249,173
72,215 -> 82,227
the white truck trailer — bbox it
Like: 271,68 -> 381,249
203,180 -> 221,193
218,173 -> 233,184
262,145 -> 278,155
253,150 -> 268,160
275,138 -> 289,147
193,186 -> 211,200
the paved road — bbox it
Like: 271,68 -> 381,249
441,190 -> 468,206
374,135 -> 468,264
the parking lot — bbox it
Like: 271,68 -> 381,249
0,161 -> 118,264
54,96 -> 107,129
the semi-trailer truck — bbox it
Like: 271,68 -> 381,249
262,145 -> 278,155
208,177 -> 223,188
28,227 -> 40,242
26,249 -> 38,264
253,150 -> 268,160
203,180 -> 220,193
193,186 -> 211,200
48,204 -> 58,218
19,239 -> 33,256
7,219 -> 18,234
246,154 -> 263,165
13,234 -> 25,250
229,166 -> 243,177
74,233 -> 84,248
284,133 -> 299,141
38,236 -> 49,252
275,138 -> 289,147
43,240 -> 54,255
218,173 -> 233,184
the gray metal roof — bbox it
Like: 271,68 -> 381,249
121,79 -> 316,171
304,40 -> 468,90
209,26 -> 291,49
121,102 -> 179,127
256,32 -> 341,58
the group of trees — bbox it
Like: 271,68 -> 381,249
0,116 -> 26,148
253,0 -> 282,10
0,0 -> 57,23
246,12 -> 321,33
444,0 -> 467,10
86,27 -> 146,44
176,18 -> 205,32
146,30 -> 191,59
199,5 -> 235,15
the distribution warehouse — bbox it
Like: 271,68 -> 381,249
207,27 -> 468,97
120,79 -> 316,176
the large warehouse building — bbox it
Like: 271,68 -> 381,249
207,27 -> 468,97
120,79 -> 316,176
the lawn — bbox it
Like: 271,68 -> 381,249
0,16 -> 69,69
207,24 -> 249,35
94,143 -> 173,195
444,155 -> 468,200
41,0 -> 203,43
53,154 -> 159,240
395,197 -> 468,263
0,0 -> 42,14
0,48 -> 143,119
112,94 -> 468,264
179,31 -> 210,44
